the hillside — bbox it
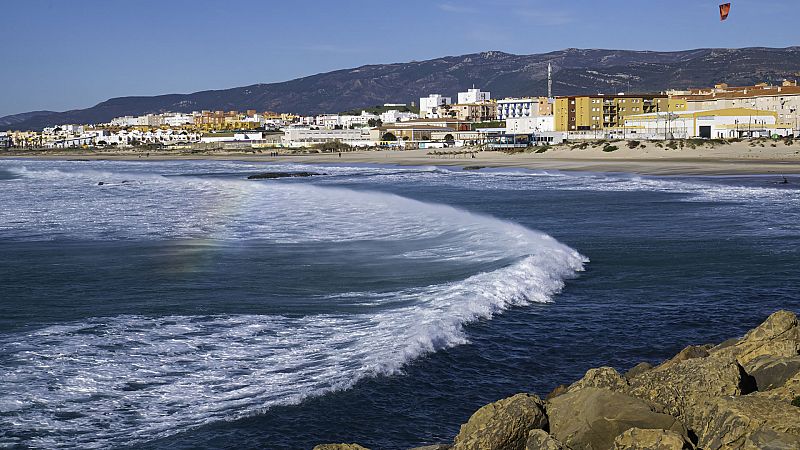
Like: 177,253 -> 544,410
5,47 -> 800,131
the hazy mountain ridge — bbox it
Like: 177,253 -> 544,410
5,47 -> 800,131
0,110 -> 56,127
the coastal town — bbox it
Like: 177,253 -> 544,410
2,76 -> 799,152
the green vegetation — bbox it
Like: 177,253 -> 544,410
313,141 -> 352,152
792,396 -> 800,408
666,141 -> 679,150
602,144 -> 619,152
535,145 -> 550,153
382,132 -> 397,141
570,141 -> 590,150
627,140 -> 640,149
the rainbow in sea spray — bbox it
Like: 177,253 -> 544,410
0,161 -> 586,449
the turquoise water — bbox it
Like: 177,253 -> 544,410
0,159 -> 798,449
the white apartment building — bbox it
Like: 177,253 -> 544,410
419,94 -> 452,118
282,126 -> 374,147
379,110 -> 418,124
457,88 -> 491,104
496,97 -> 553,120
163,113 -> 194,127
314,112 -> 378,129
506,116 -> 556,134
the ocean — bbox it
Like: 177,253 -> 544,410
0,159 -> 798,449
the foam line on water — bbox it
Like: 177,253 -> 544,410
0,162 -> 586,448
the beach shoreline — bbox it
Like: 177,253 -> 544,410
3,140 -> 800,176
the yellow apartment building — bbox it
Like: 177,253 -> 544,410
555,95 -> 686,131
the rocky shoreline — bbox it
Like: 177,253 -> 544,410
315,310 -> 800,450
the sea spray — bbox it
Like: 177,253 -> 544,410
0,161 -> 585,449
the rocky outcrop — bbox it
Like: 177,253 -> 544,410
525,430 -> 567,450
612,428 -> 692,450
315,310 -> 800,450
654,345 -> 712,371
623,362 -> 653,380
548,388 -> 687,450
626,355 -> 756,432
710,310 -> 799,365
452,393 -> 547,450
744,355 -> 800,391
697,396 -> 800,449
567,367 -> 629,393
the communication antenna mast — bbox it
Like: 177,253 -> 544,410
548,63 -> 553,98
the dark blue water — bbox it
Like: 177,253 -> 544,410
1,160 -> 798,449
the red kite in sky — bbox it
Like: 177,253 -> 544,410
720,3 -> 731,21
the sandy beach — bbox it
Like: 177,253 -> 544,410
4,139 -> 800,175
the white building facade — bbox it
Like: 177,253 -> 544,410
496,97 -> 552,120
505,116 -> 555,134
623,108 -> 790,139
457,88 -> 491,104
419,94 -> 452,118
282,127 -> 374,147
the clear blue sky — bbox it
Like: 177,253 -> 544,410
1,0 -> 796,117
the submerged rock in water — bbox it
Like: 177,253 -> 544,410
313,444 -> 370,450
247,171 -> 324,179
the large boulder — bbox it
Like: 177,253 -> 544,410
626,355 -> 755,432
711,310 -> 800,365
744,355 -> 800,392
313,445 -> 370,450
624,362 -> 653,380
696,395 -> 800,449
612,428 -> 692,450
525,430 -> 568,450
568,367 -> 629,393
453,393 -> 548,450
547,388 -> 687,450
655,345 -> 711,371
755,372 -> 800,403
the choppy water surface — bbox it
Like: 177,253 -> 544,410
1,159 -> 798,449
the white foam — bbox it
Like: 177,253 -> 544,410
0,161 -> 586,448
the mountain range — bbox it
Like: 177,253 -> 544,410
5,47 -> 800,131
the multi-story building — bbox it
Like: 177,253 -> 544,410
282,126 -> 373,147
457,88 -> 491,104
670,80 -> 800,133
624,107 -> 790,139
379,109 -> 418,124
446,102 -> 497,122
496,97 -> 552,120
419,94 -> 452,118
554,94 -> 685,131
0,132 -> 11,148
162,113 -> 195,127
